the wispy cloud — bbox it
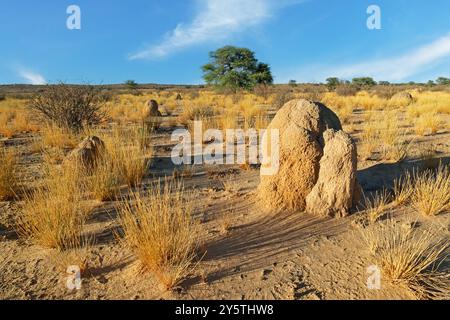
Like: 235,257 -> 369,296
288,34 -> 450,83
18,68 -> 47,85
129,0 -> 302,60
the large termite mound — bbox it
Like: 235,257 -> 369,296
258,99 -> 360,217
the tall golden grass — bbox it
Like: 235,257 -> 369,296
118,179 -> 201,290
86,126 -> 151,200
17,161 -> 90,250
411,165 -> 450,216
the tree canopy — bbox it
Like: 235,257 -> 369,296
202,46 -> 273,92
351,77 -> 377,87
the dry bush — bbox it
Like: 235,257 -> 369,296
28,83 -> 107,133
336,85 -> 359,97
118,180 -> 201,290
0,149 -> 18,201
17,161 -> 90,250
411,165 -> 450,216
359,218 -> 450,299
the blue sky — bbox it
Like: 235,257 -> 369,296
1,0 -> 450,85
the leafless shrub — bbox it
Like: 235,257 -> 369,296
28,83 -> 107,133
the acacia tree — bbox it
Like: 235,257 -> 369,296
202,46 -> 273,93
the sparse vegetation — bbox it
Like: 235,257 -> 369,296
411,165 -> 450,216
0,149 -> 18,201
2,84 -> 450,300
28,83 -> 107,133
118,180 -> 201,290
17,161 -> 90,250
360,218 -> 450,299
361,189 -> 391,224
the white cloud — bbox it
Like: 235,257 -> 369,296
288,34 -> 450,83
129,0 -> 302,60
18,68 -> 47,85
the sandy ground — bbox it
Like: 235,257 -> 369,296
1,113 -> 450,300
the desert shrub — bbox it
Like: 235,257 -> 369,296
336,85 -> 359,97
0,149 -> 18,200
118,180 -> 201,290
359,218 -> 450,299
372,86 -> 398,99
411,165 -> 450,216
17,161 -> 90,250
28,83 -> 107,133
0,94 -> 5,101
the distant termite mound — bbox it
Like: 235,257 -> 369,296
66,136 -> 105,172
258,99 -> 361,217
144,99 -> 162,117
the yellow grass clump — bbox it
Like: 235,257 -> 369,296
392,171 -> 414,207
17,161 -> 90,250
361,189 -> 391,224
411,165 -> 450,216
118,180 -> 202,290
414,112 -> 441,136
87,126 -> 151,200
0,149 -> 18,200
360,218 -> 450,299
41,125 -> 78,149
0,99 -> 40,138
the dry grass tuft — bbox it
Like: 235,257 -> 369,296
411,165 -> 450,216
392,171 -> 414,207
86,126 -> 152,199
218,212 -> 233,235
118,179 -> 202,290
41,125 -> 78,149
414,112 -> 441,136
0,149 -> 18,201
361,189 -> 391,224
359,218 -> 450,299
17,161 -> 90,250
